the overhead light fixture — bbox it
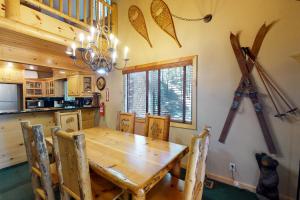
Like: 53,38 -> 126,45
66,24 -> 129,74
59,70 -> 66,74
29,65 -> 35,70
7,62 -> 13,68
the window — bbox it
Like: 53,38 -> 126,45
123,56 -> 197,129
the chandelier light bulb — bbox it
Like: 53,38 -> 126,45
124,46 -> 129,60
79,33 -> 85,48
91,52 -> 95,59
114,38 -> 119,49
112,51 -> 117,63
109,33 -> 115,41
71,43 -> 76,56
90,26 -> 96,41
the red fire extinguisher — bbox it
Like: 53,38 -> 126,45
99,102 -> 105,116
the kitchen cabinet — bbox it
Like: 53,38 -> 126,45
25,80 -> 44,97
67,75 -> 80,96
45,79 -> 54,96
81,75 -> 95,96
67,75 -> 95,97
45,79 -> 64,97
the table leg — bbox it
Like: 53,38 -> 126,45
171,160 -> 181,179
132,189 -> 146,200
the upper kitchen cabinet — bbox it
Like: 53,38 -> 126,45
67,74 -> 95,97
67,75 -> 81,96
25,80 -> 44,97
45,79 -> 65,97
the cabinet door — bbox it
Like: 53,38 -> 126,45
54,80 -> 64,97
68,75 -> 80,96
81,75 -> 95,96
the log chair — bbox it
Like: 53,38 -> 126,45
116,111 -> 136,134
55,110 -> 83,132
146,127 -> 210,200
144,114 -> 170,141
51,127 -> 124,200
20,121 -> 58,200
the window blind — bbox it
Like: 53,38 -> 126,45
124,62 -> 193,124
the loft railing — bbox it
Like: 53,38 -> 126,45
20,0 -> 116,32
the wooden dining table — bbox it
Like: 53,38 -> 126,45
46,127 -> 188,200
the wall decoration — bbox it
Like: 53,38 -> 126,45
151,0 -> 182,48
219,22 -> 298,154
96,76 -> 106,91
128,5 -> 153,47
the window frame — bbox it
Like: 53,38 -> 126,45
122,55 -> 197,130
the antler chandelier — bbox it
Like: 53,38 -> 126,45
66,24 -> 129,75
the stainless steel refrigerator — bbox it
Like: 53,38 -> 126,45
0,83 -> 23,111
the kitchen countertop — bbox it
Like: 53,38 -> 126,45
0,106 -> 99,115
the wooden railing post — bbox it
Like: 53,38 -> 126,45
5,0 -> 20,20
111,2 -> 118,36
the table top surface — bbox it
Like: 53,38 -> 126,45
46,127 -> 188,192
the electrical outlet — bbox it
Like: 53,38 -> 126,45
229,162 -> 237,172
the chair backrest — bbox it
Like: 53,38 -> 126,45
144,114 -> 170,141
51,127 -> 92,200
117,111 -> 136,133
20,121 -> 55,200
184,127 -> 210,200
55,110 -> 82,132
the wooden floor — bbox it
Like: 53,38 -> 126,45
0,162 -> 258,200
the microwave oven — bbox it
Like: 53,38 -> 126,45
26,100 -> 44,109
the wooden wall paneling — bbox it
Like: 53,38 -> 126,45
89,0 -> 94,25
19,5 -> 83,44
0,43 -> 89,72
83,0 -> 87,23
0,0 -> 4,17
0,66 -> 24,83
111,2 -> 118,35
0,109 -> 97,169
4,0 -> 20,20
0,15 -> 74,47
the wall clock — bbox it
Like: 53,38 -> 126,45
96,76 -> 106,91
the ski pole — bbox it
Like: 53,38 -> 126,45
256,65 -> 286,118
255,62 -> 297,114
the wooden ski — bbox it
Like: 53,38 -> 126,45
219,23 -> 272,143
219,24 -> 277,154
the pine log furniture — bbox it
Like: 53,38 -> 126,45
46,127 -> 188,200
55,110 -> 83,132
20,121 -> 58,200
144,114 -> 171,141
51,127 -> 123,200
147,127 -> 210,200
116,111 -> 136,133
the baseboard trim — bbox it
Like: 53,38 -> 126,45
206,172 -> 293,200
